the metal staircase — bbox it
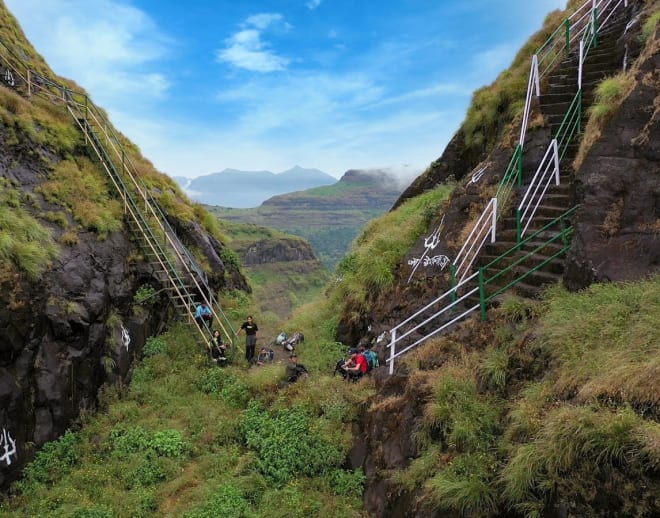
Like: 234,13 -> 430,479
385,0 -> 634,372
0,41 -> 237,349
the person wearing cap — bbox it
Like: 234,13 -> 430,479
285,353 -> 308,383
342,347 -> 368,381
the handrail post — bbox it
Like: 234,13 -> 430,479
552,139 -> 560,185
26,68 -> 31,97
577,89 -> 583,133
578,40 -> 584,89
592,2 -> 599,48
388,330 -> 396,375
478,269 -> 487,321
491,197 -> 497,242
516,208 -> 522,244
564,18 -> 570,56
516,145 -> 523,186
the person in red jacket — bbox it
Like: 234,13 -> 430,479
342,348 -> 368,381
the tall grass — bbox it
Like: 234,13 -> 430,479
1,321 -> 369,517
0,182 -> 58,280
536,279 -> 660,406
330,182 -> 454,313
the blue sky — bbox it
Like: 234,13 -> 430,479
6,0 -> 566,179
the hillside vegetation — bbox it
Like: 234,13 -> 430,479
1,0 -> 658,516
212,170 -> 405,270
220,220 -> 331,326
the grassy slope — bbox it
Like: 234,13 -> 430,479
211,177 -> 400,271
220,220 -> 331,332
391,278 -> 659,516
0,5 -> 232,283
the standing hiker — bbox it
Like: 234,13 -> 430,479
239,315 -> 258,363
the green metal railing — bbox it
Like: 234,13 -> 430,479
388,0 -> 630,372
388,207 -> 576,371
478,207 -> 576,319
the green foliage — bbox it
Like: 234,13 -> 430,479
425,452 -> 498,515
0,180 -> 59,280
238,401 -> 344,483
326,468 -> 366,498
133,284 -> 157,305
150,430 -> 190,458
589,73 -> 633,122
19,430 -> 81,490
479,347 -> 509,392
142,335 -> 168,357
38,157 -> 123,238
220,246 -> 241,269
424,365 -> 500,453
108,425 -> 190,458
501,405 -> 656,514
184,484 -> 251,518
641,9 -> 660,43
197,367 -> 252,408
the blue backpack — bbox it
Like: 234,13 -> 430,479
363,350 -> 379,370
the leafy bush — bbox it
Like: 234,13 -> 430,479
108,425 -> 189,458
149,430 -> 190,458
142,335 -> 168,357
197,367 -> 252,408
20,430 -> 81,488
133,284 -> 157,305
184,484 -> 251,518
238,401 -> 344,483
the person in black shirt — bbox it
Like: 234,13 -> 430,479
239,315 -> 258,363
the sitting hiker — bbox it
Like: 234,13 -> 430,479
194,302 -> 213,329
342,348 -> 368,381
256,347 -> 274,366
209,329 -> 228,365
285,353 -> 309,383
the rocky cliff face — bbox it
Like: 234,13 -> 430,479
342,3 -> 658,516
239,237 -> 317,266
0,87 -> 247,490
565,28 -> 660,288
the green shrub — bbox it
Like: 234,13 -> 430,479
197,367 -> 251,408
325,468 -> 366,498
425,452 -> 498,515
238,401 -> 344,483
143,336 -> 168,357
134,284 -> 157,305
108,425 -> 150,457
20,430 -> 81,488
149,430 -> 190,458
184,484 -> 251,518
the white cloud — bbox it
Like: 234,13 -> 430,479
4,0 -> 171,105
307,0 -> 323,10
471,43 -> 518,76
216,13 -> 290,73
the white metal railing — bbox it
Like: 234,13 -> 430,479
452,198 -> 497,285
383,0 -> 629,372
516,139 -> 560,240
387,271 -> 480,374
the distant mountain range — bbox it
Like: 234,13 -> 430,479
174,166 -> 336,208
210,169 -> 415,270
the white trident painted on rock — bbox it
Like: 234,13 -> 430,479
0,428 -> 17,466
